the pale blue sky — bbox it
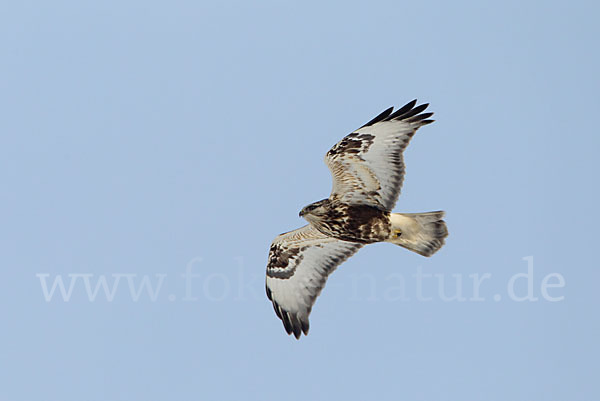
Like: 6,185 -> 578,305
1,1 -> 599,400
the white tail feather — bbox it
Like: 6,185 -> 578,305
386,211 -> 448,257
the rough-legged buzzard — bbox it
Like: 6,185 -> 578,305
266,100 -> 448,339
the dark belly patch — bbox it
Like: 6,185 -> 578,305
322,204 -> 391,243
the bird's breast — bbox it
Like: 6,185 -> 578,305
310,203 -> 391,244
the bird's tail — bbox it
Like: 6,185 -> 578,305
386,211 -> 448,257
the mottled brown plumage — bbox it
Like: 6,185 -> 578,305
301,200 -> 391,244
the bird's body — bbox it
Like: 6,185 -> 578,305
301,200 -> 391,244
265,100 -> 448,339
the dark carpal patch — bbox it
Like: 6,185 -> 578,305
266,243 -> 303,279
327,133 -> 375,158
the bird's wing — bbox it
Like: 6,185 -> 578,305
325,100 -> 434,210
266,224 -> 363,339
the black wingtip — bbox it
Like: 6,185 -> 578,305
281,311 -> 304,339
359,106 -> 394,129
388,99 -> 417,120
359,100 -> 434,130
407,111 -> 434,122
389,100 -> 433,125
281,311 -> 293,335
300,319 -> 309,336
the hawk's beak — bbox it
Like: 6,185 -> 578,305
299,209 -> 305,217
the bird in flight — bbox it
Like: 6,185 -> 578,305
265,100 -> 448,339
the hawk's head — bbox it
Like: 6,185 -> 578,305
299,199 -> 330,220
